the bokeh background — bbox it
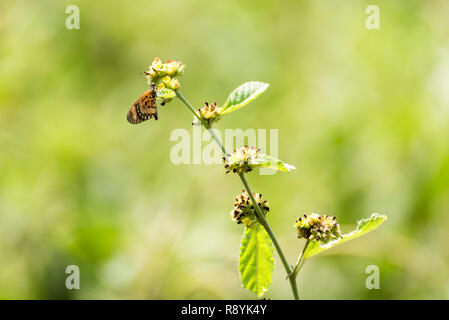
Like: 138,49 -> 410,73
1,0 -> 449,299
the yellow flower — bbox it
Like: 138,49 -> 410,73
223,146 -> 260,174
198,102 -> 220,126
145,57 -> 184,88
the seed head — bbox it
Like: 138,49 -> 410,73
295,213 -> 342,243
231,190 -> 270,226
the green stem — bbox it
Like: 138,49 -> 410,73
286,239 -> 310,300
176,90 -> 226,154
291,239 -> 310,278
239,173 -> 299,300
175,90 -> 202,123
175,90 -> 299,300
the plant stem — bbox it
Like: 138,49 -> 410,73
291,239 -> 310,278
239,173 -> 299,300
282,239 -> 310,300
175,90 -> 299,300
175,90 -> 202,123
176,90 -> 226,154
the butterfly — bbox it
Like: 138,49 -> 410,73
126,83 -> 158,124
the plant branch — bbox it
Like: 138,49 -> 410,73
175,90 -> 202,123
175,90 -> 299,300
283,239 -> 310,300
239,172 -> 299,300
291,239 -> 310,278
176,90 -> 227,154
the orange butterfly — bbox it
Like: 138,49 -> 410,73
126,83 -> 158,124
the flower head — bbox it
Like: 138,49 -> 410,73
223,146 -> 260,174
231,190 -> 269,226
198,102 -> 220,126
144,57 -> 184,105
295,213 -> 342,243
162,75 -> 181,91
165,59 -> 185,77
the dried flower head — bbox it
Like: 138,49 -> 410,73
231,190 -> 270,226
223,146 -> 260,174
295,213 -> 342,243
198,102 -> 220,126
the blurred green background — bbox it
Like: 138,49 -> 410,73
1,0 -> 449,299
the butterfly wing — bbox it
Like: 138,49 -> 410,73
127,86 -> 158,124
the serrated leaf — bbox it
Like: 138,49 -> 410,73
304,214 -> 388,259
239,223 -> 274,297
157,88 -> 176,99
253,153 -> 296,173
219,82 -> 269,115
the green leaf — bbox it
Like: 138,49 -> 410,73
239,223 -> 274,297
304,214 -> 388,259
157,88 -> 176,99
253,153 -> 296,173
219,81 -> 269,115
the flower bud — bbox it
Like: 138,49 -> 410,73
295,213 -> 342,243
231,190 -> 269,226
223,146 -> 260,174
